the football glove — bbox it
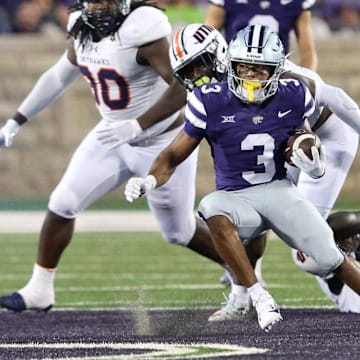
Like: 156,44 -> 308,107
125,175 -> 157,202
290,144 -> 326,179
96,119 -> 142,149
0,119 -> 20,148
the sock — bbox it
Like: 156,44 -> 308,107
231,284 -> 248,297
18,263 -> 56,309
247,282 -> 266,303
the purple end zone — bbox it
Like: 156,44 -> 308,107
0,308 -> 359,359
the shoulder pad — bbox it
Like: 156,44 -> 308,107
67,11 -> 81,32
120,7 -> 171,47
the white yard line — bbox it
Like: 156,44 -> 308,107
0,210 -> 159,233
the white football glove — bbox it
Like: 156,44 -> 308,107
0,119 -> 21,148
96,119 -> 142,149
125,175 -> 157,202
290,144 -> 326,179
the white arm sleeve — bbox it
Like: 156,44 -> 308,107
317,82 -> 360,134
18,51 -> 80,120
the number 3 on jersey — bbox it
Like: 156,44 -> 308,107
79,65 -> 130,110
242,133 -> 276,184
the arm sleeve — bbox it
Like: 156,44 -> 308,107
17,52 -> 80,120
317,82 -> 360,134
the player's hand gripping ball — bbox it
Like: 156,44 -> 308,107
285,130 -> 321,166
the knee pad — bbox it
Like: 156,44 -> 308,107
291,248 -> 330,278
160,215 -> 196,247
48,185 -> 80,219
291,247 -> 344,278
162,228 -> 195,246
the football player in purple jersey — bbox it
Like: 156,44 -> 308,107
170,22 -> 360,318
124,24 -> 360,331
205,0 -> 318,288
205,0 -> 318,70
172,24 -> 360,316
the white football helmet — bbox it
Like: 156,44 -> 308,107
169,24 -> 228,91
227,24 -> 285,103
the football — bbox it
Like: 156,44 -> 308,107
285,130 -> 321,166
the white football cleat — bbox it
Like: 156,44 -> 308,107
253,291 -> 283,332
208,292 -> 256,322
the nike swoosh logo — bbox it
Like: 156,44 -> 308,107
278,109 -> 292,118
280,0 -> 293,5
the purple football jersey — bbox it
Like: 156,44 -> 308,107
184,79 -> 315,191
208,0 -> 315,51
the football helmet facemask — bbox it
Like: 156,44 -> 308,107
227,25 -> 285,103
170,24 -> 227,91
78,0 -> 127,40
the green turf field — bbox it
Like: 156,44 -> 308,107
0,232 -> 334,309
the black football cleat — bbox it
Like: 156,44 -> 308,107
0,292 -> 52,313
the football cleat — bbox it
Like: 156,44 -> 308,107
253,291 -> 283,332
0,292 -> 52,313
208,292 -> 256,322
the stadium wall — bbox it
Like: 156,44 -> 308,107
0,33 -> 359,203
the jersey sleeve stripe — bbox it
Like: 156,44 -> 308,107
184,106 -> 207,129
187,91 -> 206,116
304,86 -> 316,118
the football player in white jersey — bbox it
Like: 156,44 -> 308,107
124,24 -> 360,331
0,0 -> 229,312
169,23 -> 360,319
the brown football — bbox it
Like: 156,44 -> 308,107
285,131 -> 321,166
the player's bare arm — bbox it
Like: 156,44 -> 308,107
294,10 -> 318,71
137,38 -> 174,84
136,38 -> 187,130
204,4 -> 226,30
281,72 -> 316,98
124,130 -> 200,202
149,130 -> 200,187
136,79 -> 186,131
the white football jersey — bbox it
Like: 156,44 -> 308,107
68,7 -> 177,143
